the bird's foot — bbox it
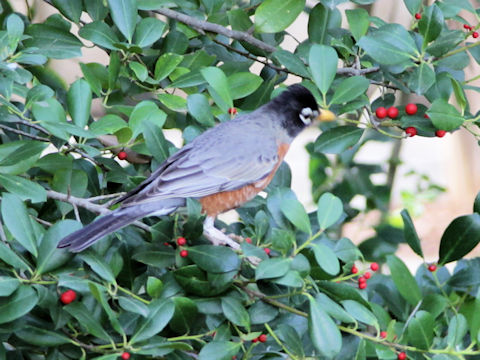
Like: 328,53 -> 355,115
203,217 -> 240,250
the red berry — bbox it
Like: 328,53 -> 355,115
428,264 -> 437,272
264,248 -> 271,255
364,271 -> 371,279
358,276 -> 366,284
370,262 -> 379,271
121,352 -> 130,360
473,31 -> 479,38
387,106 -> 399,119
258,334 -> 267,343
398,352 -> 407,360
60,289 -> 76,305
179,249 -> 188,258
117,151 -> 127,160
424,113 -> 429,119
464,24 -> 472,30
163,242 -> 170,246
245,237 -> 252,244
228,107 -> 237,115
359,282 -> 367,289
414,13 -> 421,20
252,337 -> 258,343
176,237 -> 187,246
380,331 -> 388,339
435,130 -> 446,138
405,127 -> 417,137
375,107 -> 387,119
405,103 -> 417,115
351,265 -> 358,274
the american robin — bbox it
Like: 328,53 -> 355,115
58,84 -> 335,252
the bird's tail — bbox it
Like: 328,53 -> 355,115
57,200 -> 181,252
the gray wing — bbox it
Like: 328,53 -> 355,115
120,117 -> 280,206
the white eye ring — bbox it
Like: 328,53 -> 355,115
301,107 -> 313,116
299,107 -> 318,125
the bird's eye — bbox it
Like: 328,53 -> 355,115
299,107 -> 314,124
301,107 -> 312,116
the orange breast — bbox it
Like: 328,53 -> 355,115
200,143 -> 290,217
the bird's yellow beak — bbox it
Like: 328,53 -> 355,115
316,109 -> 336,122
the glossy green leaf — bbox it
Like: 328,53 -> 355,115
255,0 -> 306,33
316,293 -> 356,324
439,214 -> 480,265
426,30 -> 464,57
317,192 -> 343,229
308,296 -> 342,357
201,67 -> 233,111
187,94 -> 215,126
0,276 -> 20,296
189,245 -> 240,273
143,120 -> 170,163
0,174 -> 46,203
227,72 -> 263,100
154,53 -> 184,82
25,24 -> 82,59
84,0 -> 109,20
67,79 -> 92,128
130,100 -> 167,138
52,0 -> 82,22
358,24 -> 417,65
308,3 -> 338,44
345,8 -> 369,42
255,258 -> 291,280
16,326 -> 73,346
277,324 -> 305,358
157,93 -> 187,111
25,85 -> 54,108
64,302 -> 113,341
280,190 -> 311,233
89,283 -> 125,336
107,0 -> 137,42
314,126 -> 364,154
118,296 -> 149,317
0,141 -> 47,175
309,44 -> 338,95
0,242 -> 31,271
221,297 -> 250,329
330,76 -> 369,104
169,297 -> 198,334
90,114 -> 128,135
6,14 -> 24,52
79,21 -> 120,50
198,341 -> 241,360
0,286 -> 38,324
403,0 -> 421,15
1,193 -> 38,257
400,209 -> 423,258
131,299 -> 175,343
426,99 -> 464,131
342,300 -> 378,327
447,314 -> 468,347
273,50 -> 310,77
451,77 -> 467,112
407,310 -> 434,350
80,252 -> 116,283
386,255 -> 422,306
311,243 -> 340,275
419,4 -> 443,45
146,277 -> 164,298
134,17 -> 165,47
408,62 -> 435,95
129,61 -> 148,81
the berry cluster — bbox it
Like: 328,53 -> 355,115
176,237 -> 189,258
252,334 -> 267,343
463,23 -> 479,38
351,262 -> 379,289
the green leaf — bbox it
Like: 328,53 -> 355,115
0,141 -> 47,175
131,299 -> 175,343
146,277 -> 163,298
426,99 -> 464,131
198,341 -> 241,360
474,192 -> 480,214
316,293 -> 356,324
341,300 -> 378,327
6,14 -> 24,52
1,193 -> 38,257
426,30 -> 464,57
227,72 -> 263,100
79,21 -> 120,50
15,326 -> 72,346
386,255 -> 422,306
311,243 -> 340,275
407,310 -> 434,350
25,24 -> 82,59
130,100 -> 167,138
129,61 -> 148,81
221,297 -> 250,329
84,0 -> 109,20
330,76 -> 369,105
309,44 -> 338,96
32,98 -> 69,140
418,4 -> 444,45
451,77 -> 467,112
447,314 -> 468,347
90,114 -> 128,135
25,85 -> 54,108
0,242 -> 31,271
404,0 -> 422,15
254,0 -> 306,33
314,126 -> 364,154
134,17 -> 165,47
143,120 -> 170,163
0,174 -> 46,203
308,296 -> 342,358
154,53 -> 184,82
400,209 -> 423,258
118,296 -> 149,317
89,283 -> 125,336
80,252 -> 116,283
189,245 -> 241,273
280,190 -> 311,233
317,192 -> 343,229
0,276 -> 20,296
64,302 -> 113,341
408,62 -> 435,95
255,258 -> 291,280
158,93 -> 187,111
439,214 -> 480,265
358,24 -> 418,65
107,0 -> 137,42
67,79 -> 92,128
169,297 -> 198,334
273,50 -> 310,77
36,220 -> 80,275
201,67 -> 233,111
345,8 -> 369,42
0,286 -> 38,324
187,94 -> 215,126
52,0 -> 82,22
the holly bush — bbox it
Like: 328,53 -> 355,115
1,0 -> 480,359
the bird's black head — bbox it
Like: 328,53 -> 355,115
268,84 -> 320,137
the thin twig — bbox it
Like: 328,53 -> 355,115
14,119 -> 51,135
0,123 -> 50,142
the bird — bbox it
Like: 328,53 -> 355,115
58,84 -> 335,252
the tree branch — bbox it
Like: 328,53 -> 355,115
0,123 -> 50,142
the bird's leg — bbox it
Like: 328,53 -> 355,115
203,216 -> 240,250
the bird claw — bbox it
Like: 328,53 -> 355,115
203,217 -> 240,250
